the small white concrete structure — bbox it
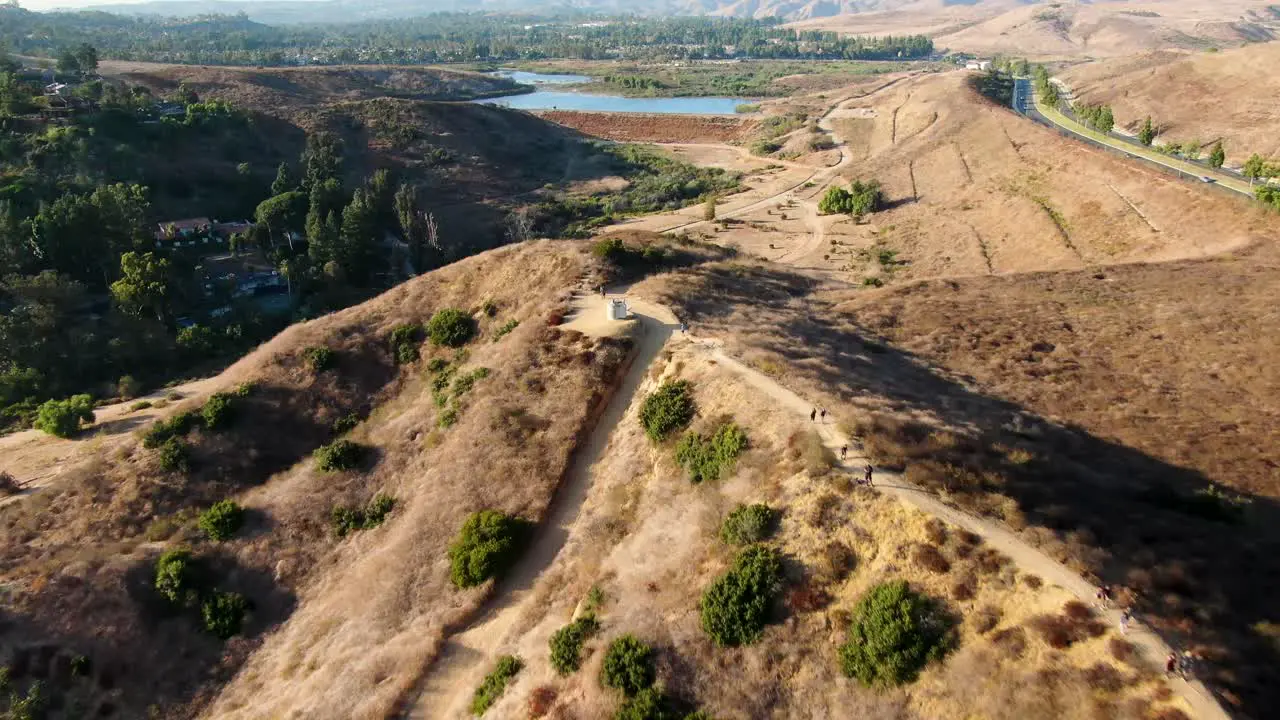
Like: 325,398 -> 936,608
607,298 -> 630,321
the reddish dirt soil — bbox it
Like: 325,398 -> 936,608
537,110 -> 759,144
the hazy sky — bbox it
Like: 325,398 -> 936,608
17,0 -> 311,10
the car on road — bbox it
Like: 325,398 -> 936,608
1200,176 -> 1215,183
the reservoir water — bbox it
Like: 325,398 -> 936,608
477,70 -> 749,115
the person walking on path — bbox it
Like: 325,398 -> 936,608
864,464 -> 874,487
1120,609 -> 1131,635
820,408 -> 827,423
1096,585 -> 1112,609
841,445 -> 848,460
1166,653 -> 1179,677
599,284 -> 606,298
810,409 -> 817,422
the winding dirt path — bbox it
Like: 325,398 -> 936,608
406,287 -> 677,719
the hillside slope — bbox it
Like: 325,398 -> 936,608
0,240 -> 635,718
1061,43 -> 1280,164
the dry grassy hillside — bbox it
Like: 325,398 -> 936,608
1062,43 -> 1280,164
475,341 -> 1190,719
0,240 -> 640,718
636,236 -> 1280,716
98,61 -> 523,113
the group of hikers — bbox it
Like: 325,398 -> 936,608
1097,585 -> 1200,681
809,407 -> 874,487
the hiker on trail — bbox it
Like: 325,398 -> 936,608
599,285 -> 606,297
810,409 -> 817,422
820,408 -> 827,423
864,464 -> 874,487
1120,609 -> 1132,635
1166,653 -> 1179,677
841,445 -> 848,460
1180,651 -> 1196,678
680,322 -> 688,334
1096,585 -> 1112,609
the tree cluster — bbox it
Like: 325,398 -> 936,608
1073,102 -> 1114,133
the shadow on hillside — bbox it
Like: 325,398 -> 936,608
669,262 -> 1280,715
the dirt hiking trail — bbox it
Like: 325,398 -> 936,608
406,284 -> 677,719
694,341 -> 1230,720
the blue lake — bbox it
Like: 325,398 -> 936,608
478,70 -> 749,115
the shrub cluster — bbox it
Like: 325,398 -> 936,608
157,436 -> 190,472
303,345 -> 336,372
390,323 -> 424,364
143,409 -> 201,448
200,392 -> 235,430
314,439 -> 365,472
331,411 -> 362,435
639,381 -> 695,442
33,394 -> 95,438
428,308 -> 476,347
154,549 -> 251,639
448,510 -> 528,588
550,615 -> 600,675
493,319 -> 520,341
471,655 -> 523,716
700,545 -> 784,646
601,635 -> 655,697
720,504 -> 776,545
818,179 -> 884,217
675,422 -> 747,483
331,493 -> 397,537
198,499 -> 245,541
838,580 -> 956,687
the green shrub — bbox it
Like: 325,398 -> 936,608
143,409 -> 201,448
117,374 -> 144,399
601,635 -> 655,697
428,308 -> 477,347
448,510 -> 528,588
614,687 -> 675,720
304,346 -> 336,372
315,439 -> 365,472
439,405 -> 459,428
157,437 -> 190,472
331,492 -> 397,537
493,319 -> 519,341
700,545 -> 784,647
470,655 -> 523,716
639,381 -> 695,442
720,504 -> 777,545
154,549 -> 199,606
131,400 -> 153,410
332,412 -> 362,434
820,179 -> 884,217
675,422 -> 747,483
549,615 -> 600,675
200,392 -> 235,430
391,323 -> 424,364
199,499 -> 244,541
593,236 -> 627,261
481,300 -> 499,317
427,357 -> 450,373
233,381 -> 255,397
201,590 -> 250,639
33,394 -> 95,438
838,580 -> 957,687
7,679 -> 46,720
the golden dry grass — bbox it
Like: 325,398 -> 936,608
468,344 -> 1188,719
0,240 -> 644,718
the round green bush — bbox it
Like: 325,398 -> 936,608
639,381 -> 695,442
157,436 -> 190,472
315,439 -> 365,472
614,687 -> 675,720
448,510 -> 527,588
720,504 -> 776,545
200,392 -> 235,431
699,545 -> 784,647
601,634 -> 655,697
550,615 -> 599,675
303,346 -> 336,372
837,580 -> 957,687
198,499 -> 244,541
201,590 -> 250,639
33,394 -> 95,438
154,548 -> 198,606
675,422 -> 747,483
428,308 -> 477,348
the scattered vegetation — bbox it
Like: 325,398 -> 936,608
200,392 -> 236,430
471,655 -> 523,716
304,346 -> 337,372
201,591 -> 250,639
720,503 -> 777,545
675,421 -> 747,483
639,380 -> 696,442
332,411 -> 362,434
390,323 -> 424,364
700,545 -> 784,646
142,409 -> 201,448
32,394 -> 95,438
154,548 -> 199,606
838,580 -> 956,687
1073,102 -> 1115,133
428,308 -> 477,347
198,499 -> 245,541
330,493 -> 396,537
601,635 -> 655,697
448,510 -> 528,588
157,436 -> 191,472
314,439 -> 366,472
550,615 -> 601,675
493,319 -> 520,341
